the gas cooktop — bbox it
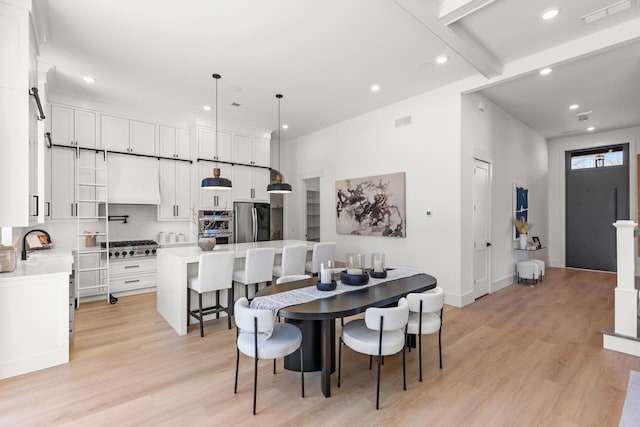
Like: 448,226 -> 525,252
100,240 -> 158,258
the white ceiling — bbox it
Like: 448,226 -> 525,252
37,0 -> 640,138
478,39 -> 640,139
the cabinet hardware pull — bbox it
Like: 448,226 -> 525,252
124,265 -> 140,269
33,195 -> 39,216
46,202 -> 50,217
124,279 -> 140,283
176,205 -> 179,217
71,203 -> 74,216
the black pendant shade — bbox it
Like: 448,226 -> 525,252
202,73 -> 232,190
202,168 -> 232,190
267,173 -> 292,194
268,93 -> 292,194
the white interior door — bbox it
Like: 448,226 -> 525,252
472,159 -> 491,299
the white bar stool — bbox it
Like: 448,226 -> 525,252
233,248 -> 275,302
273,244 -> 308,279
187,251 -> 235,337
305,242 -> 336,276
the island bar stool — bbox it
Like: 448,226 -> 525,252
234,297 -> 304,415
305,242 -> 336,276
233,248 -> 276,302
273,244 -> 308,279
338,297 -> 409,410
187,251 -> 235,337
406,286 -> 445,382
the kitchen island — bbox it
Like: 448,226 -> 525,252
157,240 -> 314,336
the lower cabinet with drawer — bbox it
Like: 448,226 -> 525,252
108,257 -> 157,294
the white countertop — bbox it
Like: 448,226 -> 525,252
157,240 -> 314,263
0,249 -> 73,282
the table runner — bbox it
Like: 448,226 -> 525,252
250,266 -> 422,315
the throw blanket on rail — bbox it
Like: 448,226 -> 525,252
250,266 -> 422,315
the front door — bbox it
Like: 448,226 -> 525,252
473,159 -> 491,299
565,144 -> 629,271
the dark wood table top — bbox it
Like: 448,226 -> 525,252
255,273 -> 437,320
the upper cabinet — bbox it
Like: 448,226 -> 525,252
233,135 -> 270,167
198,127 -> 232,161
159,125 -> 190,159
101,115 -> 156,156
51,105 -> 97,148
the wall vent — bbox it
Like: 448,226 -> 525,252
581,0 -> 633,24
395,115 -> 412,128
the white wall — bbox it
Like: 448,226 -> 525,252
547,126 -> 640,267
283,82 -> 466,305
461,93 -> 548,295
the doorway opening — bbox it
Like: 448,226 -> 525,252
304,177 -> 320,242
565,143 -> 629,271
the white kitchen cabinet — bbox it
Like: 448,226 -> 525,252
130,120 -> 156,155
158,161 -> 191,220
233,135 -> 270,167
51,105 -> 97,148
101,116 -> 156,155
232,165 -> 269,202
199,162 -> 232,209
159,125 -> 190,159
101,115 -> 129,152
198,127 -> 232,161
49,148 -> 97,220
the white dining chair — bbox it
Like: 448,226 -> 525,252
273,244 -> 308,278
234,297 -> 304,415
233,248 -> 275,301
276,274 -> 311,284
187,251 -> 235,336
305,242 -> 336,275
338,297 -> 409,410
406,286 -> 445,382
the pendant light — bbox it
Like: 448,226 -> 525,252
267,93 -> 292,194
201,73 -> 232,190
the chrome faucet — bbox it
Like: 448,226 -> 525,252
21,229 -> 51,260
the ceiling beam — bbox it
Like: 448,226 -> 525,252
439,0 -> 497,25
394,0 -> 502,78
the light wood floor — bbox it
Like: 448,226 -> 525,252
1,267 -> 639,426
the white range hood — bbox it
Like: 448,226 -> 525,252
108,154 -> 161,204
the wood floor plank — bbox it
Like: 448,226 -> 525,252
1,267 -> 639,426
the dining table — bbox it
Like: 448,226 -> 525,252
254,272 -> 437,398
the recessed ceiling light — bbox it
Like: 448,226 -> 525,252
587,126 -> 596,131
83,76 -> 96,83
370,85 -> 380,92
540,68 -> 553,75
541,8 -> 560,20
569,104 -> 580,110
203,105 -> 212,111
435,55 -> 448,64
282,124 -> 289,129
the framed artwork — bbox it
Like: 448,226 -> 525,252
532,236 -> 542,249
514,184 -> 528,239
335,172 -> 406,237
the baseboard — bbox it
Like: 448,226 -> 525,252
603,332 -> 640,357
549,259 -> 564,268
492,275 -> 514,293
445,291 -> 474,308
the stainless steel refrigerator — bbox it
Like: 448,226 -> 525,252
234,202 -> 270,243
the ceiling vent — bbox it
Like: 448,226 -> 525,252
395,116 -> 412,128
581,0 -> 633,24
577,110 -> 592,122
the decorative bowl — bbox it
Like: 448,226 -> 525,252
369,270 -> 388,279
198,236 -> 216,251
340,271 -> 370,286
316,280 -> 337,291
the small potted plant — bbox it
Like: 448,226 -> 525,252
512,217 -> 531,249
